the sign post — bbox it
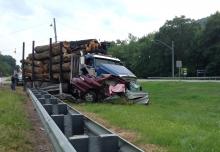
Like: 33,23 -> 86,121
176,61 -> 182,78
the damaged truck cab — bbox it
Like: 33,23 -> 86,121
70,53 -> 149,104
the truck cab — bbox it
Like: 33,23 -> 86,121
83,54 -> 137,82
72,53 -> 149,104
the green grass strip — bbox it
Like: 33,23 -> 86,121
74,82 -> 220,152
0,87 -> 32,152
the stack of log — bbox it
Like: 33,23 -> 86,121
22,39 -> 105,82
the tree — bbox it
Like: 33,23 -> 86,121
109,33 -> 155,77
200,12 -> 220,76
153,16 -> 202,76
108,14 -> 220,78
0,54 -> 17,76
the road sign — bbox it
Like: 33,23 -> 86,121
176,61 -> 182,68
181,68 -> 187,76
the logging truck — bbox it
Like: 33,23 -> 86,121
23,39 -> 149,104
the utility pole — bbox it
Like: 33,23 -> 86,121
172,41 -> 175,78
22,42 -> 26,90
53,18 -> 57,43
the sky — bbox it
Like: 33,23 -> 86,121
0,0 -> 219,65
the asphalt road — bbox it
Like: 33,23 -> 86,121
2,77 -> 220,85
1,77 -> 10,85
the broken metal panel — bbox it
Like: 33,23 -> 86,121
126,90 -> 149,105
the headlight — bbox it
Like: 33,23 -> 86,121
129,81 -> 141,91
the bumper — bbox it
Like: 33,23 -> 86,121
125,91 -> 149,105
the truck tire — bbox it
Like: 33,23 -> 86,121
84,91 -> 97,102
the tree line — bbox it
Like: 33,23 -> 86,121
108,12 -> 220,78
0,54 -> 17,76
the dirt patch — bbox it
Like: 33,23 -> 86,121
140,144 -> 166,152
76,108 -> 165,152
19,88 -> 53,152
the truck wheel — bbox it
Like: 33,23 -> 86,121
84,91 -> 97,102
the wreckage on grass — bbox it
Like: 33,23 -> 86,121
70,54 -> 149,104
70,74 -> 149,104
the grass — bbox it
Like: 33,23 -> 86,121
0,87 -> 33,152
73,82 -> 220,152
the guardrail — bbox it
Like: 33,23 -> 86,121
27,88 -> 144,152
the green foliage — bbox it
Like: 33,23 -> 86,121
154,16 -> 202,76
109,33 -> 154,77
74,82 -> 220,152
200,12 -> 220,76
0,54 -> 16,76
108,12 -> 220,77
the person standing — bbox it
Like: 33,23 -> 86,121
14,73 -> 18,86
11,75 -> 16,90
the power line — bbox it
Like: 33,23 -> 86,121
0,23 -> 49,36
57,21 -> 92,35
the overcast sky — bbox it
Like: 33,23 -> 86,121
0,0 -> 219,64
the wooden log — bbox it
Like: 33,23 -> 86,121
42,73 -> 49,80
39,62 -> 71,73
52,54 -> 71,64
41,54 -> 71,64
24,64 -> 44,73
33,39 -> 101,57
43,64 -> 49,73
35,41 -> 70,53
35,43 -> 59,53
29,47 -> 68,60
34,51 -> 49,60
43,59 -> 49,64
52,62 -> 71,72
25,72 -> 45,79
85,39 -> 99,52
69,39 -> 97,49
53,72 -> 70,81
23,59 -> 43,67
